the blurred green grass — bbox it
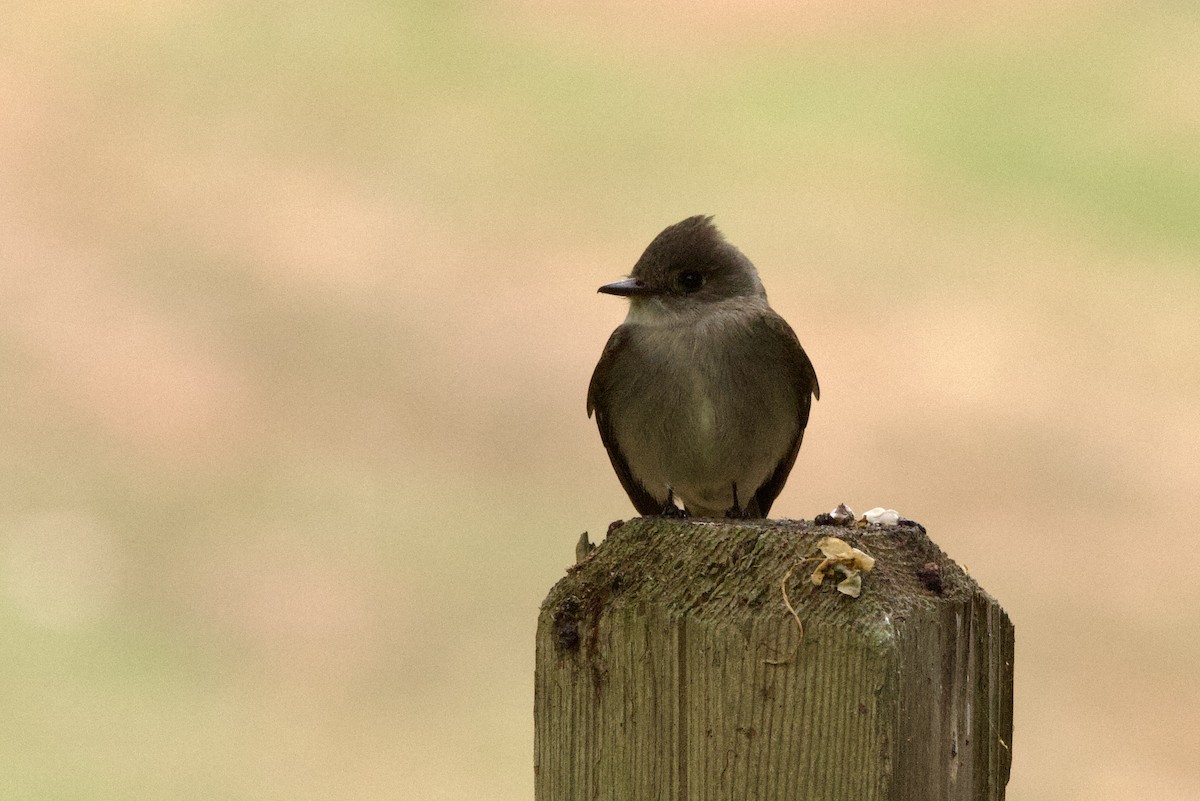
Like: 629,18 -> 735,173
43,2 -> 1198,246
3,2 -> 1200,800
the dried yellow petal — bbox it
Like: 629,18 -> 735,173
817,536 -> 853,558
837,572 -> 863,597
810,537 -> 876,596
850,548 -> 876,572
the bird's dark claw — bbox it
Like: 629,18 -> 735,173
657,488 -> 689,518
725,482 -> 743,518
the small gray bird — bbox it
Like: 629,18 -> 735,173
588,216 -> 819,518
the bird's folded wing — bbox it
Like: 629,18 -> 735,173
588,326 -> 662,515
749,313 -> 820,517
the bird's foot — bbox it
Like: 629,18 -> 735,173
725,487 -> 765,519
724,482 -> 754,519
657,488 -> 689,518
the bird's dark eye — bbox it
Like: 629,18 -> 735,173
678,271 -> 704,292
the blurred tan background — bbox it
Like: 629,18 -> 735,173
3,2 -> 1199,799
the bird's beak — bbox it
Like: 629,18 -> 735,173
598,277 -> 658,297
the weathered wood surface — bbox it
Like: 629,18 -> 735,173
534,517 -> 1013,801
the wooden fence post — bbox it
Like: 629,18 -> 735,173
534,517 -> 1013,801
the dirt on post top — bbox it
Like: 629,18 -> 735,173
544,516 -> 979,658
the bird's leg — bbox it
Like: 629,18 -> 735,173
725,482 -> 745,518
658,487 -> 689,518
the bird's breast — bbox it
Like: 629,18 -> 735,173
613,318 -> 795,486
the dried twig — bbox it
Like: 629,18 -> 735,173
763,560 -> 813,666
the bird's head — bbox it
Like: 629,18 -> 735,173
598,216 -> 766,320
